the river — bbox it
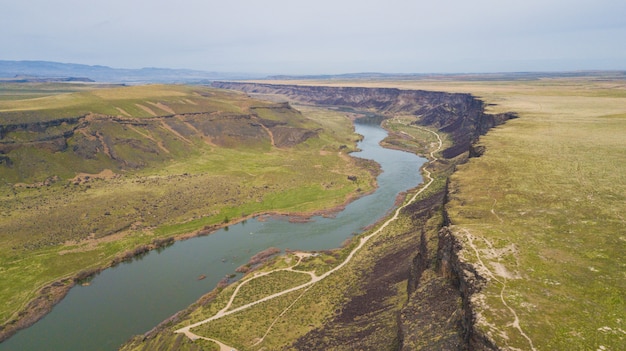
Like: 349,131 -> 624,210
0,118 -> 426,351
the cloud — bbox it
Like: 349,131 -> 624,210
1,0 -> 625,73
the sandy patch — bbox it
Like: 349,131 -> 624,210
71,169 -> 119,184
147,101 -> 176,114
490,262 -> 516,280
159,120 -> 193,144
135,103 -> 157,116
116,107 -> 132,117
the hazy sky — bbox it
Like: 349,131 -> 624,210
1,0 -> 625,74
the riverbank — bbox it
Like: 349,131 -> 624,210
1,118 -> 425,351
170,122 -> 443,350
248,78 -> 626,350
0,159 -> 377,345
118,83 -> 514,350
0,92 -> 376,345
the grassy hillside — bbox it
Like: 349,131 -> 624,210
120,113 -> 450,351
0,84 -> 377,341
274,77 -> 626,350
443,81 -> 626,350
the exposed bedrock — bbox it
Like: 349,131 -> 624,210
212,82 -> 516,160
213,82 -> 514,350
0,105 -> 316,176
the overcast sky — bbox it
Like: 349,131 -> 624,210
1,0 -> 625,74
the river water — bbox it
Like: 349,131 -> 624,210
0,119 -> 426,351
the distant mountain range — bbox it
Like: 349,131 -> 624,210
2,60 -> 624,84
0,60 -> 258,83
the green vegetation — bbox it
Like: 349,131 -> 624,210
6,78 -> 623,350
120,78 -> 626,351
228,270 -> 312,310
0,83 -> 377,337
119,114 -> 448,351
384,79 -> 626,350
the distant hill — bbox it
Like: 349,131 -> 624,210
0,60 -> 257,83
267,70 -> 626,81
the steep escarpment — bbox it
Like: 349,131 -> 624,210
212,82 -> 516,160
0,87 -> 335,344
213,82 -> 514,350
0,103 -> 317,183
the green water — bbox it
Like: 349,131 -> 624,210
0,121 -> 426,351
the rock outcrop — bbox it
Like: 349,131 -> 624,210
212,82 -> 516,161
0,103 -> 317,183
213,82 -> 515,350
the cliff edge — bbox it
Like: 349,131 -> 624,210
212,82 -> 516,350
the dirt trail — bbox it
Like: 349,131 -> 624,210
94,131 -> 113,159
257,122 -> 276,147
159,120 -> 194,145
135,103 -> 157,116
460,228 -> 536,351
127,125 -> 170,154
175,122 -> 443,349
177,116 -> 217,146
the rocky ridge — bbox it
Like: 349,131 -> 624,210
0,103 -> 316,181
212,81 -> 516,350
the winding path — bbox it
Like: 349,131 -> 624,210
175,122 -> 443,350
461,229 -> 536,351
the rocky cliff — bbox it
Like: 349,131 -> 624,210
212,82 -> 516,350
212,82 -> 515,160
0,103 -> 317,183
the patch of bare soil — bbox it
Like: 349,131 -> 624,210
116,107 -> 132,117
70,169 -> 119,185
147,101 -> 176,115
135,103 -> 157,116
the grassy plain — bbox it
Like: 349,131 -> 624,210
0,84 -> 376,336
6,77 -> 624,350
269,77 -> 626,350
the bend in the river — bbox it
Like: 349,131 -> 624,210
0,119 -> 427,351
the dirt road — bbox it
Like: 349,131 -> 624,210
175,124 -> 443,349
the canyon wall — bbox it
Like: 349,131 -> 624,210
213,82 -> 515,350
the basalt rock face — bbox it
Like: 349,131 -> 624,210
0,103 -> 317,182
212,82 -> 516,160
213,82 -> 514,350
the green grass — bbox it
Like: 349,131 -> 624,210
146,77 -> 626,351
262,77 -> 625,350
229,270 -> 313,310
0,83 -> 378,333
396,79 -> 626,350
119,116 -> 445,351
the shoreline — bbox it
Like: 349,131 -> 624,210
0,143 -> 382,345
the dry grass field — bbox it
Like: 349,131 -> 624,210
4,77 -> 624,350
282,77 -> 626,350
0,83 -> 377,340
149,76 -> 623,350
